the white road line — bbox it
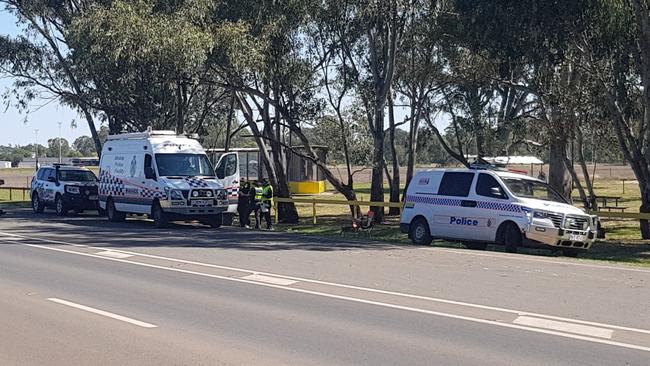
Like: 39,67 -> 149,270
242,274 -> 298,286
5,230 -> 650,336
514,316 -> 614,339
47,298 -> 157,328
96,250 -> 134,259
22,244 -> 650,353
431,247 -> 650,273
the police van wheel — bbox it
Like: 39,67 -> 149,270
55,195 -> 68,216
107,198 -> 126,222
410,217 -> 432,246
32,192 -> 45,214
503,223 -> 522,253
151,202 -> 168,228
465,242 -> 488,250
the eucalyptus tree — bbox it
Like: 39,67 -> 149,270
578,0 -> 650,237
0,0 -> 103,155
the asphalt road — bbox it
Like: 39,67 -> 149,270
1,208 -> 649,365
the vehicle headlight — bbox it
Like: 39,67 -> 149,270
170,190 -> 184,200
206,190 -> 213,197
65,185 -> 80,194
192,190 -> 199,198
533,211 -> 550,219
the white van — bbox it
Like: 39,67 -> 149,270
400,168 -> 599,256
99,131 -> 238,228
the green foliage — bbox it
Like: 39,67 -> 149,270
72,136 -> 97,156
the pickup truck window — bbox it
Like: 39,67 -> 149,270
438,172 -> 474,197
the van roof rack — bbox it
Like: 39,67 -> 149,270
106,130 -> 178,141
468,163 -> 509,171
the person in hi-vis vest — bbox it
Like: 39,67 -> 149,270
260,178 -> 274,230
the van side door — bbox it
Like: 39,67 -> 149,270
434,171 -> 477,239
475,173 -> 510,241
215,152 -> 240,213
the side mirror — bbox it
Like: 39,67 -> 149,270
47,176 -> 57,183
490,187 -> 503,196
144,166 -> 157,180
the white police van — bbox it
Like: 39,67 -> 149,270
99,130 -> 234,228
31,164 -> 99,216
400,167 -> 599,256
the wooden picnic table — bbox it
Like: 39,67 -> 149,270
590,195 -> 623,208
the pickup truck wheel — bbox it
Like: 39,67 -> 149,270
410,217 -> 432,245
32,192 -> 45,213
107,198 -> 126,222
55,195 -> 68,216
503,223 -> 522,253
151,202 -> 168,228
562,248 -> 579,258
208,213 -> 223,229
465,242 -> 488,250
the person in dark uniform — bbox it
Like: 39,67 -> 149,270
237,181 -> 252,228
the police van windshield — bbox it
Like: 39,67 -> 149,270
57,170 -> 98,182
155,154 -> 215,177
501,177 -> 567,203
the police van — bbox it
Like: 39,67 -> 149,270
400,167 -> 599,257
31,164 -> 100,216
99,130 -> 235,228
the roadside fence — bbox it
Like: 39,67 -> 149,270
274,197 -> 403,224
0,187 -> 31,202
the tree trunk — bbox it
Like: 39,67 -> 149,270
82,108 -> 102,158
549,137 -> 572,202
641,183 -> 650,239
387,95 -> 401,215
271,101 -> 298,224
370,105 -> 386,222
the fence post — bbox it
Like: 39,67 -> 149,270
312,201 -> 317,224
9,189 -> 12,201
23,189 -> 26,201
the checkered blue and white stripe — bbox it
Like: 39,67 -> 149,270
141,187 -> 166,200
406,195 -> 463,207
406,195 -> 522,213
476,201 -> 522,213
226,187 -> 239,197
184,177 -> 209,188
99,170 -> 125,196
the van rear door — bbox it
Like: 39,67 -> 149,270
215,152 -> 240,213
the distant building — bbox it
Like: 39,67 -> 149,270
0,161 -> 11,169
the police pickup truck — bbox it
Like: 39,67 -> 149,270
31,165 -> 100,216
400,167 -> 599,257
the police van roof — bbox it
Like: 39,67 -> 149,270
417,167 -> 542,182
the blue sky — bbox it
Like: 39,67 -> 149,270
0,9 -> 89,146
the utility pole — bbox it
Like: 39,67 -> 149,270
34,129 -> 39,171
58,122 -> 63,164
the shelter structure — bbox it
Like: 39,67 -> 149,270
207,146 -> 328,194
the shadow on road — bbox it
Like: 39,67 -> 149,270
0,208 -> 403,252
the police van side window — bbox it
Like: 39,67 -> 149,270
37,169 -> 46,181
476,173 -> 508,199
437,172 -> 474,197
